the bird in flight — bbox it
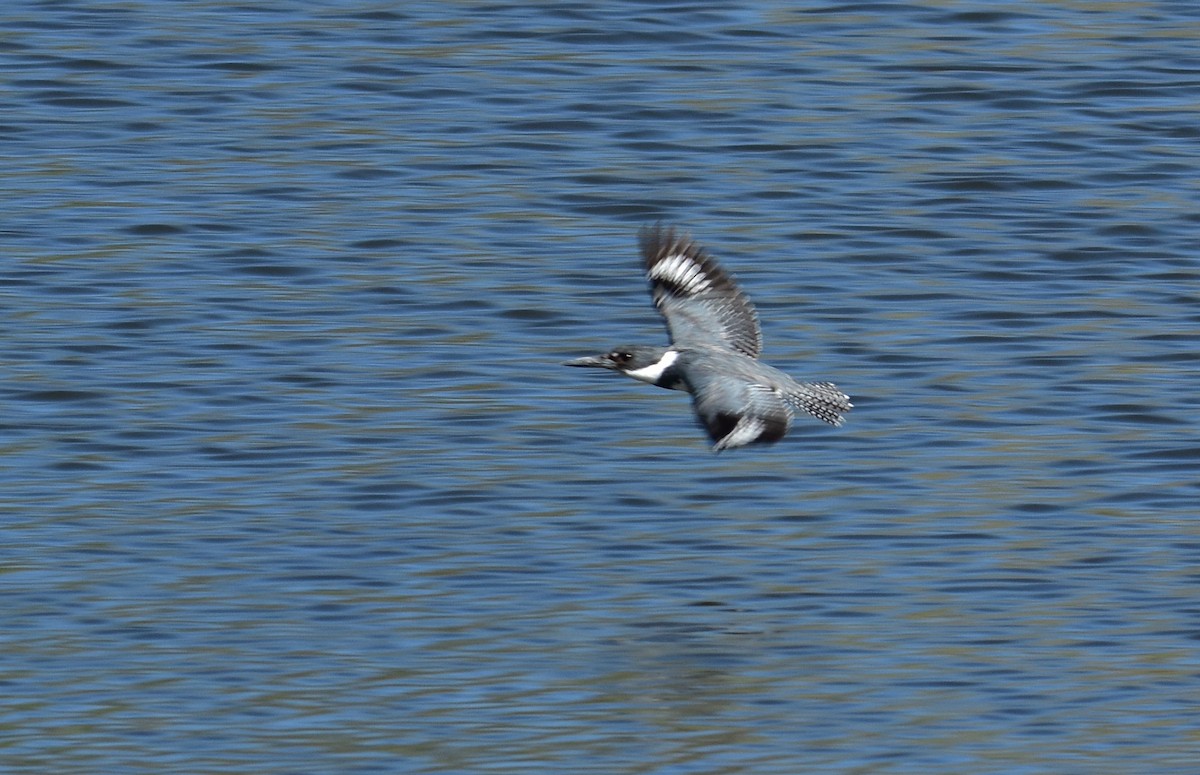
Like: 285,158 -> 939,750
565,225 -> 851,451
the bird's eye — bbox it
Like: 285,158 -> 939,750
611,351 -> 631,363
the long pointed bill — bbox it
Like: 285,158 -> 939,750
563,355 -> 610,368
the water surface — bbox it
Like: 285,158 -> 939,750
3,2 -> 1199,773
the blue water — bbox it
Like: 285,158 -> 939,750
3,2 -> 1199,773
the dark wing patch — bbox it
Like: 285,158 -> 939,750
639,225 -> 762,358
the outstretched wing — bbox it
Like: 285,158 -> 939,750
640,225 -> 762,358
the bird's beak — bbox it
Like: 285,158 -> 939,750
563,354 -> 609,368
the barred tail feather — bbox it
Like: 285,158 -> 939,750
785,381 -> 852,427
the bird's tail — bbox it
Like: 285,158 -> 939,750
784,382 -> 853,427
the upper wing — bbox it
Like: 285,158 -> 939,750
639,225 -> 762,358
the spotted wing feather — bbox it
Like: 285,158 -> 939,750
640,225 -> 762,358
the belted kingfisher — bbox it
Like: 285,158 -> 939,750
566,225 -> 852,451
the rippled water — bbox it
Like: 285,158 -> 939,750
4,2 -> 1200,773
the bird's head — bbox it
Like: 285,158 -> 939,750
564,345 -> 678,385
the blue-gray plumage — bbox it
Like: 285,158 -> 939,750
566,225 -> 852,450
